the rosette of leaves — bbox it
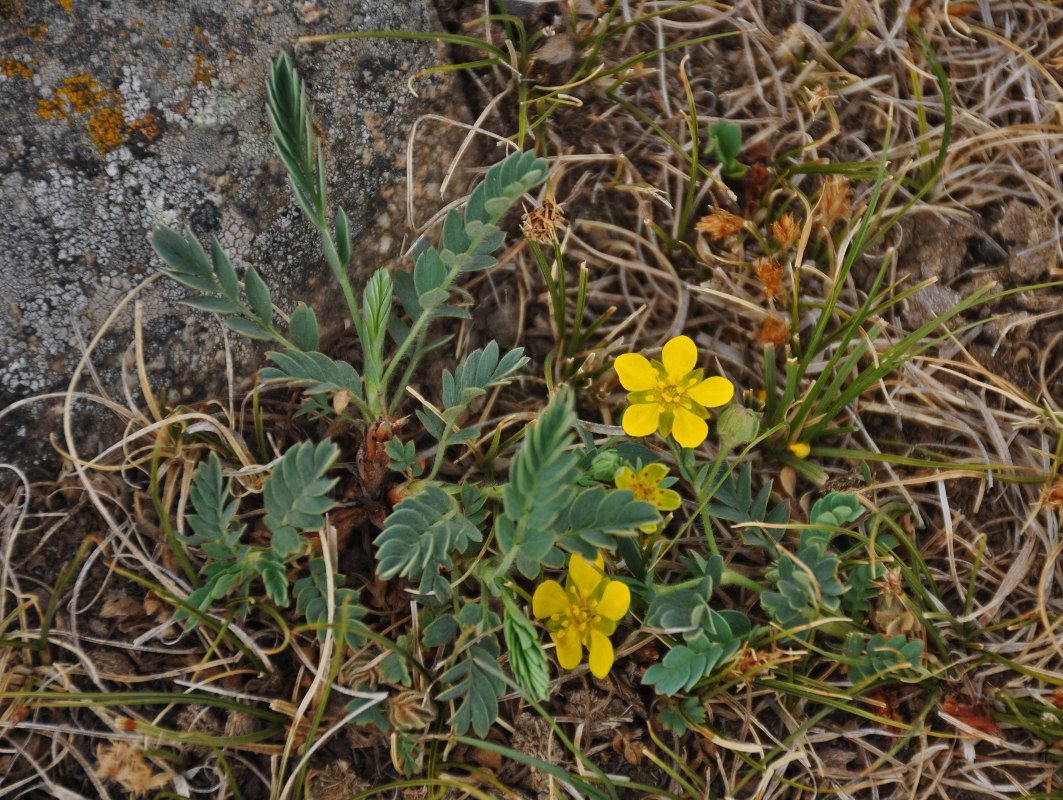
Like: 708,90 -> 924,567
845,633 -> 925,685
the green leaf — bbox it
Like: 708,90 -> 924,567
374,485 -> 483,605
181,296 -> 244,315
422,613 -> 458,648
260,551 -> 290,607
809,492 -> 864,529
559,486 -> 660,553
436,638 -> 504,737
289,303 -> 320,351
243,267 -> 273,324
263,440 -> 340,558
495,388 -> 580,579
502,594 -> 549,701
225,316 -> 273,341
657,696 -> 706,735
211,239 -> 240,299
846,633 -> 925,685
336,207 -> 352,266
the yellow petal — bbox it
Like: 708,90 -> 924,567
657,487 -> 682,512
788,442 -> 811,459
661,335 -> 698,377
532,580 -> 569,619
671,406 -> 709,449
587,629 -> 614,678
622,403 -> 660,438
687,376 -> 735,408
553,627 -> 583,670
640,462 -> 669,486
568,553 -> 603,597
596,580 -> 631,621
613,467 -> 635,490
614,353 -> 657,391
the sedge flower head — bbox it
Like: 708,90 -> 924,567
532,553 -> 631,678
614,335 -> 735,449
614,463 -> 680,531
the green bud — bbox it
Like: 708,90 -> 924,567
589,450 -> 624,482
717,404 -> 760,451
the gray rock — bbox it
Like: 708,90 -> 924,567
0,0 -> 466,469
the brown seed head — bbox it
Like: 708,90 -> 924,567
816,175 -> 851,230
771,212 -> 800,248
752,256 -> 784,300
694,209 -> 745,240
521,198 -> 565,243
757,315 -> 790,347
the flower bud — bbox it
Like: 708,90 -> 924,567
717,404 -> 759,451
589,449 -> 624,482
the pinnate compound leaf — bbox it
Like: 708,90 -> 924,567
263,440 -> 340,558
502,594 -> 549,701
374,485 -> 484,604
261,349 -> 363,399
152,225 -> 218,294
495,388 -> 580,579
559,486 -> 660,555
436,638 -> 504,737
441,341 -> 528,410
643,639 -> 740,695
184,452 -> 243,547
293,558 -> 367,649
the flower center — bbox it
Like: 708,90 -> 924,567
560,591 -> 600,638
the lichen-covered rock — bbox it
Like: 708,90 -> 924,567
0,0 -> 466,468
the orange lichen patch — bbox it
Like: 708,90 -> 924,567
57,0 -> 72,10
752,256 -> 784,301
126,115 -> 160,144
37,74 -> 104,119
87,106 -> 126,153
1,59 -> 33,79
757,315 -> 790,347
26,24 -> 46,39
0,0 -> 23,20
192,53 -> 214,87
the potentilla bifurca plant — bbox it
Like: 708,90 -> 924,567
147,52 -> 924,778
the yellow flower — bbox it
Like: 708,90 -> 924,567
614,335 -> 735,449
614,463 -> 680,531
788,441 -> 811,459
532,553 -> 631,678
